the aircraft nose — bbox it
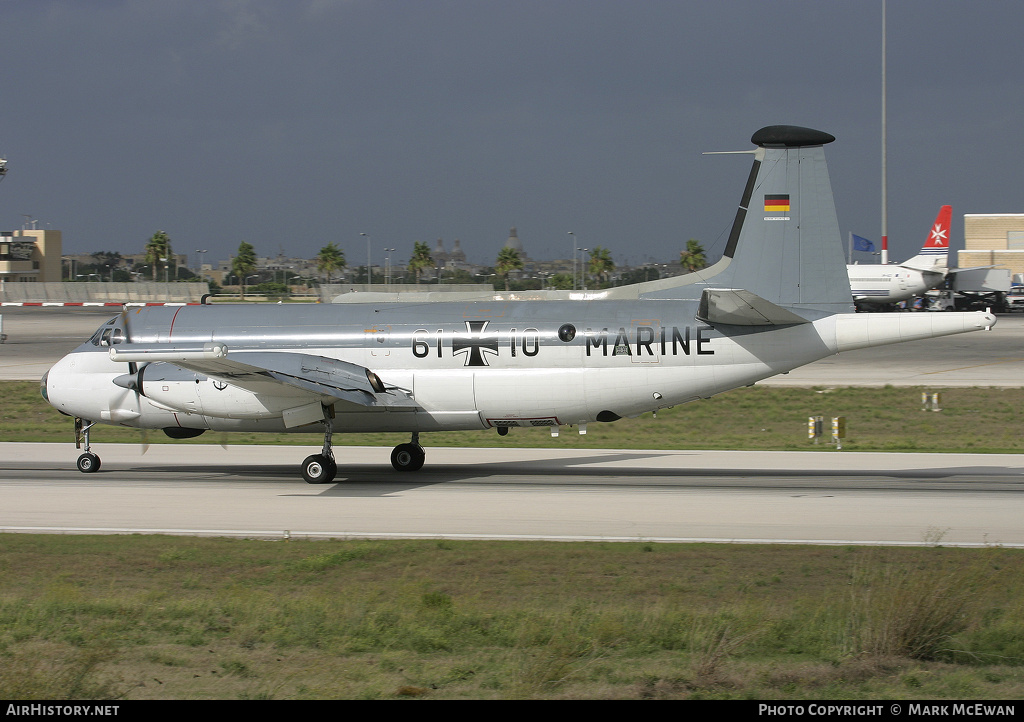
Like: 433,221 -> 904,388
40,353 -> 92,418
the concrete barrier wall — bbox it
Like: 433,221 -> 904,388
319,283 -> 493,302
0,282 -> 210,303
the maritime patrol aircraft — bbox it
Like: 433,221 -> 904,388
41,126 -> 995,483
847,205 -> 952,308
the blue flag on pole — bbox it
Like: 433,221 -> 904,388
852,234 -> 875,252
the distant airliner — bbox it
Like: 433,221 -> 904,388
42,127 -> 994,483
847,205 -> 952,308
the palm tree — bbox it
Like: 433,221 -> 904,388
316,242 -> 347,283
495,247 -> 524,291
144,231 -> 172,282
407,241 -> 434,284
679,239 -> 707,273
587,246 -> 615,288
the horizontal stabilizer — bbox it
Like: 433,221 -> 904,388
948,265 -> 996,273
697,289 -> 811,326
900,260 -> 949,273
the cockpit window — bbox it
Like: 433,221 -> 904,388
90,317 -> 121,347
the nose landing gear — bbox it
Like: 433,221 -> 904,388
74,418 -> 101,473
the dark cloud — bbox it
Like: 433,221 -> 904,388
2,0 -> 1021,269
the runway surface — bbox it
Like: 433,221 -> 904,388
3,443 -> 1023,547
3,307 -> 1023,546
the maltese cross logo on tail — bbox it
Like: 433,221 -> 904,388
923,205 -> 952,251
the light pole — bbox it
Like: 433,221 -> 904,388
384,248 -> 395,287
568,232 -> 581,290
360,233 -> 371,291
568,232 -> 575,290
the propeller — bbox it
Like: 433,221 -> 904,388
107,305 -> 149,455
111,305 -> 222,453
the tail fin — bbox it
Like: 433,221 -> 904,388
901,205 -> 952,272
611,125 -> 853,316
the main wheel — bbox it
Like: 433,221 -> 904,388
391,443 -> 425,472
301,454 -> 337,484
76,452 -> 101,473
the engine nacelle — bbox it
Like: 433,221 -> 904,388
138,362 -> 320,422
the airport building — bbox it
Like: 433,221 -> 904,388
0,229 -> 62,283
959,214 -> 1024,281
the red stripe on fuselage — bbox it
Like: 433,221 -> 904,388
167,306 -> 183,338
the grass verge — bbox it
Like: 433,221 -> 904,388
6,382 -> 1024,699
1,536 -> 1022,700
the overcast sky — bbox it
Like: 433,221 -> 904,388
2,0 -> 1021,270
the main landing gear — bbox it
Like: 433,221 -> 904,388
301,410 -> 427,484
301,405 -> 337,484
75,418 -> 101,473
391,433 -> 425,472
69,412 -> 428,483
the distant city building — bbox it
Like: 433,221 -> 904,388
959,214 -> 1024,280
0,228 -> 62,282
449,238 -> 467,265
503,227 -> 528,261
432,238 -> 449,268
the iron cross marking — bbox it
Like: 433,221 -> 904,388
452,321 -> 499,367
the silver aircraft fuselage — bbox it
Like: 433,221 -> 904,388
43,299 -> 830,434
44,299 -> 994,437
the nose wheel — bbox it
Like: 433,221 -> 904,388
74,418 -> 101,473
77,451 -> 101,473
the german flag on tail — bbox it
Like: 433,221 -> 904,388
764,194 -> 790,212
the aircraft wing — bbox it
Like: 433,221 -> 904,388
109,343 -> 416,410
